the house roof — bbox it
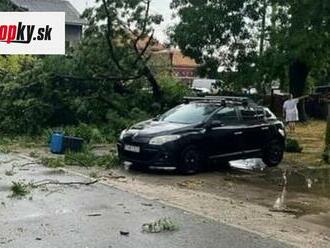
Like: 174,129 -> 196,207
172,50 -> 198,68
136,37 -> 166,52
154,49 -> 199,68
10,0 -> 86,25
134,36 -> 198,68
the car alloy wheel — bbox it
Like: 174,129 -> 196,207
263,141 -> 284,167
179,146 -> 202,174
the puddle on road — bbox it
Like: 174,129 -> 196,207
230,159 -> 330,199
229,159 -> 330,225
264,166 -> 330,199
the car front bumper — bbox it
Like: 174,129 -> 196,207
117,141 -> 180,167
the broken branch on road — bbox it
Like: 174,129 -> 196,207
142,218 -> 179,233
32,179 -> 98,187
9,179 -> 98,198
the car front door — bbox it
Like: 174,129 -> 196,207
205,107 -> 244,160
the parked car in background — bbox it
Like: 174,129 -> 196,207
192,79 -> 220,95
117,96 -> 286,174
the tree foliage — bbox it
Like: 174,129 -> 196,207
171,0 -> 330,95
84,0 -> 165,98
170,0 -> 268,88
267,0 -> 330,95
0,0 -> 18,11
0,0 -> 190,135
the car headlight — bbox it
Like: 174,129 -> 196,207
119,130 -> 126,140
149,135 -> 181,145
278,128 -> 285,137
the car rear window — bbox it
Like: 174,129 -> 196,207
211,107 -> 238,124
238,106 -> 265,121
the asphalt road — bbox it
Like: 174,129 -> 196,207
0,154 -> 289,248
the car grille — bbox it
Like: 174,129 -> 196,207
122,133 -> 150,144
121,146 -> 160,162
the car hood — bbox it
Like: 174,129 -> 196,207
128,120 -> 194,136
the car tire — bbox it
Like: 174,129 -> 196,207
262,140 -> 284,167
178,146 -> 203,174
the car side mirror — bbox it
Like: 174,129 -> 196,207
208,120 -> 224,128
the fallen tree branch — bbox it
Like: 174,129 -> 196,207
19,162 -> 38,168
53,73 -> 144,82
33,179 -> 98,188
10,179 -> 98,198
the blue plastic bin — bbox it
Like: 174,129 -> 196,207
50,132 -> 65,154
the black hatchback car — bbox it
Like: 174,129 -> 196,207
117,97 -> 286,174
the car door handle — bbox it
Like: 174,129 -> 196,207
234,131 -> 243,135
261,127 -> 269,130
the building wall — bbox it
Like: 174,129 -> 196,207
173,66 -> 198,86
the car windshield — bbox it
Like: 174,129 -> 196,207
159,103 -> 218,124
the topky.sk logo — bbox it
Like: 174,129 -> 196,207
0,12 -> 65,55
0,22 -> 53,44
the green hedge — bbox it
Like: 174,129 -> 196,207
285,138 -> 303,153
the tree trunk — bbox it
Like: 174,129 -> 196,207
143,65 -> 162,100
289,60 -> 310,122
323,102 -> 330,163
259,0 -> 267,57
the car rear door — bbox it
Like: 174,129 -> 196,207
257,108 -> 274,147
237,106 -> 268,155
205,107 -> 244,159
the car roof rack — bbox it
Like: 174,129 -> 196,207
183,96 -> 257,106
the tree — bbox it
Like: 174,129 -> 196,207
268,0 -> 330,120
170,0 -> 271,88
0,1 -> 189,135
0,0 -> 18,11
171,1 -> 330,113
278,0 -> 329,91
85,0 -> 164,99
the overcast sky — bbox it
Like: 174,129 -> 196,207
68,0 -> 173,41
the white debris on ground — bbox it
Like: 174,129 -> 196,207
229,159 -> 266,171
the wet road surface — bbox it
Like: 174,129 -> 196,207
77,159 -> 330,247
119,159 -> 330,218
0,154 -> 288,248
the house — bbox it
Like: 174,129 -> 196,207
170,49 -> 199,85
153,48 -> 199,85
9,0 -> 86,46
137,37 -> 199,85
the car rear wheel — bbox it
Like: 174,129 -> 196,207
178,146 -> 203,174
262,140 -> 284,167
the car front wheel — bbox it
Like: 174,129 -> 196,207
178,146 -> 203,174
262,140 -> 284,167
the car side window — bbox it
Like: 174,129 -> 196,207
238,106 -> 264,124
211,107 -> 238,125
